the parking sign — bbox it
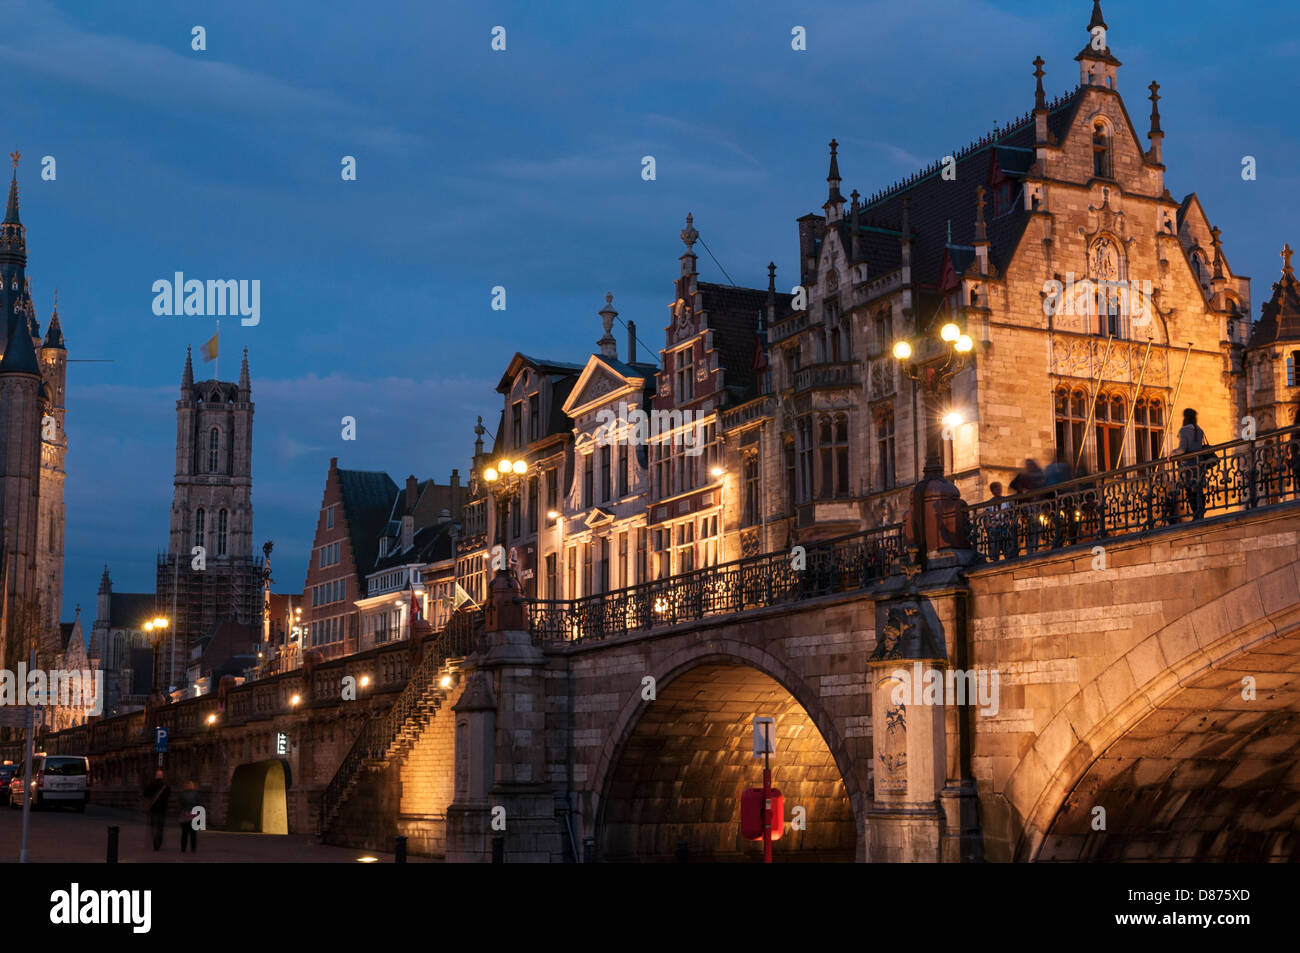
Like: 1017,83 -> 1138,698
155,726 -> 169,753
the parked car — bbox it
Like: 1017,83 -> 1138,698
0,762 -> 17,806
8,755 -> 90,812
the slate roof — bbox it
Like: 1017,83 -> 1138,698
1249,257 -> 1300,347
59,623 -> 76,652
821,87 -> 1085,292
337,468 -> 400,577
698,282 -> 795,399
0,300 -> 40,376
370,519 -> 458,574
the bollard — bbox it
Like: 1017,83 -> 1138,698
491,835 -> 505,863
394,835 -> 406,864
107,825 -> 119,864
583,836 -> 595,865
675,838 -> 688,863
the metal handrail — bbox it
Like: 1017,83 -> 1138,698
525,524 -> 904,644
971,423 -> 1300,562
317,609 -> 483,835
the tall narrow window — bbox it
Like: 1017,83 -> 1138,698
582,543 -> 593,596
1134,398 -> 1165,464
545,553 -> 557,598
599,445 -> 611,502
529,393 -> 541,441
1054,388 -> 1089,469
1288,351 -> 1299,388
796,417 -> 814,503
194,508 -> 205,549
675,347 -> 695,402
617,441 -> 629,497
741,452 -> 760,527
1095,394 -> 1126,470
217,509 -> 228,556
546,468 -> 559,521
1092,122 -> 1111,178
818,416 -> 834,500
583,454 -> 594,508
876,409 -> 896,490
208,428 -> 220,473
598,536 -> 609,593
636,528 -> 647,585
527,476 -> 538,534
784,442 -> 796,514
512,401 -> 523,448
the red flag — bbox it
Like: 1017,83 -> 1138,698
410,591 -> 421,634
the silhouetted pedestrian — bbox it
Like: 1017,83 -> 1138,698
988,482 -> 1014,559
178,780 -> 200,854
143,768 -> 170,851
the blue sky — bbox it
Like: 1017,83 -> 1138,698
4,0 -> 1296,622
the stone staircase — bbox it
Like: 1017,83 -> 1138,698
318,610 -> 482,841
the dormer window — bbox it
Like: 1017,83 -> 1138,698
1092,122 -> 1112,178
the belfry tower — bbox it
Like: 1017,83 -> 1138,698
154,346 -> 261,692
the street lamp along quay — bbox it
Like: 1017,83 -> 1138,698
482,456 -> 530,631
891,320 -> 976,568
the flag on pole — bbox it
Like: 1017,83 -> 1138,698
452,583 -> 476,611
199,332 -> 218,362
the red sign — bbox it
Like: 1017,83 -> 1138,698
740,787 -> 784,841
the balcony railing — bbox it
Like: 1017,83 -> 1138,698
526,524 -> 904,644
793,361 -> 860,392
970,424 -> 1300,562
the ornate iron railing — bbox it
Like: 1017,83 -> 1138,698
317,609 -> 483,836
526,524 -> 904,644
970,424 -> 1300,562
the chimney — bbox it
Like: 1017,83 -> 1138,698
330,456 -> 338,470
627,321 -> 637,364
450,468 -> 460,489
405,475 -> 419,512
401,514 -> 414,551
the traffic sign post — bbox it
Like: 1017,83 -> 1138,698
19,651 -> 35,864
753,716 -> 776,864
155,726 -> 169,767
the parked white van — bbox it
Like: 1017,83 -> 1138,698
7,755 -> 90,811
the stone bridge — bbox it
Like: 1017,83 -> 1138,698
9,495 -> 1299,862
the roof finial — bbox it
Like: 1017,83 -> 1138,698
680,212 -> 698,250
473,415 -> 485,458
975,187 -> 988,242
3,150 -> 21,227
597,293 -> 618,359
1033,56 -> 1046,109
9,150 -> 18,174
1148,80 -> 1163,136
1283,243 -> 1294,277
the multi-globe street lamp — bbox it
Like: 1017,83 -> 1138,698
891,321 -> 975,566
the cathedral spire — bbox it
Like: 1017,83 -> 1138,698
43,290 -> 64,349
0,150 -> 25,262
182,345 -> 194,393
238,346 -> 251,399
4,151 -> 20,225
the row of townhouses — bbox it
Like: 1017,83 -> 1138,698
276,10 -> 1299,668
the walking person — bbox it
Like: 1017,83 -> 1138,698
1174,408 -> 1211,521
143,768 -> 171,851
987,482 -> 1014,560
178,780 -> 201,854
1010,459 -> 1045,552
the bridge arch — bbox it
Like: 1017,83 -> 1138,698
1010,560 -> 1300,860
590,638 -> 865,862
227,758 -> 292,834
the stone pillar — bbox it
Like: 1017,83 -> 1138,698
446,570 -> 564,862
866,595 -> 947,862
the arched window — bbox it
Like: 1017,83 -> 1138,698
1092,122 -> 1111,178
208,428 -> 220,473
817,413 -> 850,498
875,407 -> 896,491
194,508 -> 205,549
1134,397 -> 1165,463
217,509 -> 228,556
1055,388 -> 1089,468
1095,393 -> 1127,470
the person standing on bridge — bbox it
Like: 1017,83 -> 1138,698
1174,408 -> 1211,521
143,769 -> 171,851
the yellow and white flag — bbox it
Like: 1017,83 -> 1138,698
199,332 -> 218,362
452,582 -> 476,610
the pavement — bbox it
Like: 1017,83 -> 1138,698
0,800 -> 429,863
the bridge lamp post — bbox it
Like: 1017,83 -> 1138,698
892,324 -> 974,565
143,617 -> 169,695
482,458 -> 530,633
